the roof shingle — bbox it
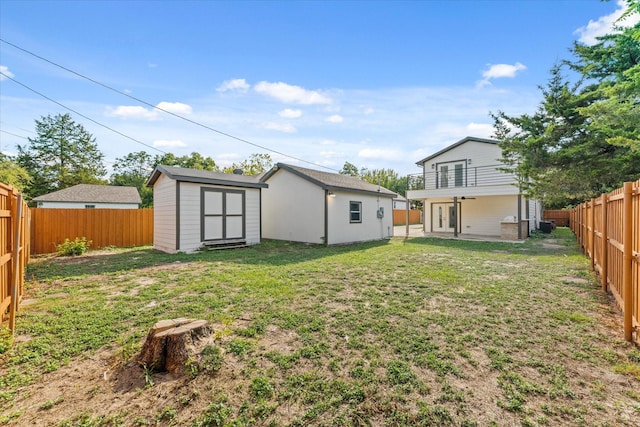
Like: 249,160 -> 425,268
32,184 -> 142,204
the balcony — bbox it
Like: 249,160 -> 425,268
407,164 -> 519,199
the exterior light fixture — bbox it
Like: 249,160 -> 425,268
328,192 -> 336,197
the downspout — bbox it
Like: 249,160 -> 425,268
324,189 -> 329,247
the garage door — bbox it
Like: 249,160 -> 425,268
202,188 -> 245,242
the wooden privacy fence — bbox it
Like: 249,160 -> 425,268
30,208 -> 153,254
543,209 -> 570,227
570,179 -> 640,344
393,209 -> 421,226
0,183 -> 30,332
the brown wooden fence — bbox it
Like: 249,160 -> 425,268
543,210 -> 570,227
570,179 -> 640,344
30,208 -> 154,254
0,183 -> 30,332
393,209 -> 421,226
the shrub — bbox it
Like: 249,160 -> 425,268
56,237 -> 92,256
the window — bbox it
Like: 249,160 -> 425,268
85,205 -> 95,209
349,201 -> 362,223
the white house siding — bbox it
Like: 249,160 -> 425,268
261,170 -> 325,244
178,182 -> 261,253
424,195 -> 520,237
327,192 -> 394,245
153,174 -> 177,253
36,202 -> 139,209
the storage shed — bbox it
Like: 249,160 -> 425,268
260,163 -> 396,245
147,165 -> 268,253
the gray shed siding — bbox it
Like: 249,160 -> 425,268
152,174 -> 178,253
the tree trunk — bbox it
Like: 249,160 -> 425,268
137,318 -> 213,374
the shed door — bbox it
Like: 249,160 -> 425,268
202,188 -> 246,241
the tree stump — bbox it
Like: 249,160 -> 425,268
137,318 -> 214,374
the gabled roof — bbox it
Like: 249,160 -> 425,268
416,136 -> 499,166
146,165 -> 268,189
261,163 -> 396,198
32,184 -> 141,204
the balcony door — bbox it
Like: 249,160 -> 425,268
431,202 -> 461,233
438,161 -> 465,188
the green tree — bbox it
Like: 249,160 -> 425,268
569,22 -> 640,152
339,161 -> 360,177
111,151 -> 155,207
359,168 -> 407,196
493,63 -> 640,208
0,152 -> 31,192
154,152 -> 219,171
222,153 -> 273,175
17,113 -> 107,199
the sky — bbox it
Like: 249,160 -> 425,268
1,0 -> 638,177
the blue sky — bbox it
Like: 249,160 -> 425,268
1,0 -> 637,176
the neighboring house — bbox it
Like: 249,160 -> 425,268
32,184 -> 141,209
393,195 -> 409,210
260,163 -> 396,245
406,136 -> 541,240
146,165 -> 267,253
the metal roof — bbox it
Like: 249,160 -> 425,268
146,165 -> 268,189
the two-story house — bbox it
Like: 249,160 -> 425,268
406,136 -> 541,240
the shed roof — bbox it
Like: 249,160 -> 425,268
416,136 -> 499,166
32,184 -> 142,204
262,163 -> 396,197
146,165 -> 268,189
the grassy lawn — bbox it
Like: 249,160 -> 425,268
1,228 -> 639,426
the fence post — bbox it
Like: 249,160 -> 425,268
600,194 -> 608,292
622,182 -> 633,341
9,193 -> 23,334
589,199 -> 595,270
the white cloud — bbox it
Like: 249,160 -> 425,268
279,108 -> 303,118
156,101 -> 192,115
254,81 -> 332,105
217,78 -> 250,93
320,139 -> 338,145
108,105 -> 159,120
325,114 -> 344,123
320,150 -> 345,158
264,122 -> 297,133
0,65 -> 14,81
358,148 -> 404,161
108,101 -> 192,120
477,62 -> 527,88
575,0 -> 640,46
466,122 -> 494,136
153,139 -> 187,148
217,153 -> 242,160
362,107 -> 375,115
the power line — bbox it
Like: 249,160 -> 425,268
0,71 -> 167,155
0,38 -> 339,172
0,129 -> 28,140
